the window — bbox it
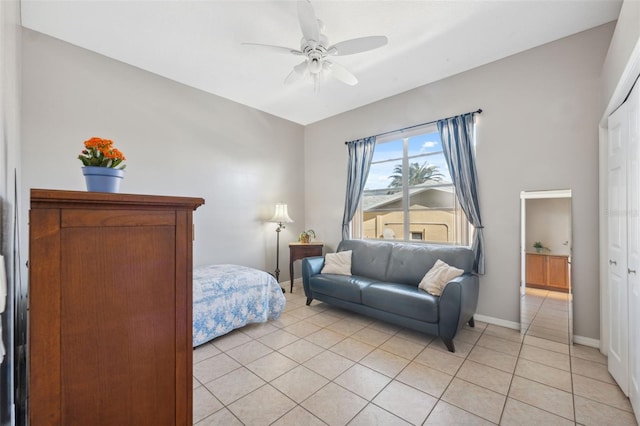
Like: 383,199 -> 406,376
410,231 -> 424,241
358,124 -> 470,245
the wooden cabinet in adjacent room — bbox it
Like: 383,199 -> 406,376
525,253 -> 570,292
28,189 -> 204,426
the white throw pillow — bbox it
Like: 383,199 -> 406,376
321,250 -> 352,275
418,259 -> 464,296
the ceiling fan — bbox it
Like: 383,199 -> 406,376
242,0 -> 388,91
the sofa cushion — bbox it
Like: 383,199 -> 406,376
418,259 -> 464,296
337,240 -> 392,280
321,250 -> 352,275
385,244 -> 437,285
362,283 -> 439,323
309,274 -> 376,304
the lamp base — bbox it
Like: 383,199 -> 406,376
274,223 -> 285,292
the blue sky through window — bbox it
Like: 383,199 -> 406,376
365,131 -> 451,191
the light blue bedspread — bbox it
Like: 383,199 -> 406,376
193,264 -> 286,347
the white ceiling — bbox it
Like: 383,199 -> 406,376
20,1 -> 622,125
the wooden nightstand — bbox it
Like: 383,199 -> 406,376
289,242 -> 323,293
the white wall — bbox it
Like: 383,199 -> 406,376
602,0 -> 640,108
305,23 -> 614,340
525,198 -> 571,256
21,29 -> 305,282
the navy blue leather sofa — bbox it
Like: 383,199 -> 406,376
302,239 -> 479,352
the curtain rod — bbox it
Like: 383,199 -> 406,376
345,108 -> 483,144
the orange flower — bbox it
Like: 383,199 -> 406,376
78,137 -> 126,169
84,137 -> 112,150
104,148 -> 125,161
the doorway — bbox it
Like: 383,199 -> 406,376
520,190 -> 572,344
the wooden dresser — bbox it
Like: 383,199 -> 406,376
525,252 -> 570,292
28,189 -> 204,426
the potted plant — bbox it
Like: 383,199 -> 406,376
78,137 -> 126,169
298,229 -> 316,244
533,241 -> 548,253
78,137 -> 127,193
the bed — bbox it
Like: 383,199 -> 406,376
192,264 -> 286,347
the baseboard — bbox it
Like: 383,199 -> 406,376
475,314 -> 601,348
474,314 -> 521,331
278,277 -> 302,285
279,277 -> 304,293
572,335 -> 600,348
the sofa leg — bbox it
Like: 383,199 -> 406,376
442,338 -> 455,353
306,298 -> 313,306
468,316 -> 475,328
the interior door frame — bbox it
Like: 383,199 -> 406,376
520,189 -> 573,337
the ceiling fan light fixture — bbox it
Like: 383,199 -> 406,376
308,57 -> 322,74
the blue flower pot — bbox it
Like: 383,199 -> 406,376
82,166 -> 125,193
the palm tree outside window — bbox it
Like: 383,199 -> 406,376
387,162 -> 444,192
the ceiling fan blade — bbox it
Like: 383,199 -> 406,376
297,0 -> 319,42
285,60 -> 309,85
325,61 -> 358,86
241,42 -> 302,55
294,60 -> 309,74
328,36 -> 388,56
284,70 -> 300,85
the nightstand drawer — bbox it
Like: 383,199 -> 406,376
294,246 -> 323,259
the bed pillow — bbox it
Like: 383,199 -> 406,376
321,250 -> 352,275
418,259 -> 464,296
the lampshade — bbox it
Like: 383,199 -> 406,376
269,203 -> 294,224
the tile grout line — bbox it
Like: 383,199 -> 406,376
343,329 -> 466,424
422,321 -> 489,424
502,289 -> 577,424
496,325 -> 526,426
249,300 -> 395,424
282,301 -> 470,424
298,309 -> 409,425
564,288 -> 578,425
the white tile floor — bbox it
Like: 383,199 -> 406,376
521,287 -> 572,345
192,287 -> 638,425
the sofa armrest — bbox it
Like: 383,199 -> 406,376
438,274 -> 479,341
302,256 -> 325,297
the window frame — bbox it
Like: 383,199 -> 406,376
355,124 -> 471,246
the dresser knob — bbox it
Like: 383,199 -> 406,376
609,259 -> 617,265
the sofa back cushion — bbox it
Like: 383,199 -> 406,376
337,239 -> 474,285
337,239 -> 392,280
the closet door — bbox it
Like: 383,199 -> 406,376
628,79 -> 640,418
608,100 -> 629,393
